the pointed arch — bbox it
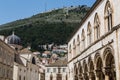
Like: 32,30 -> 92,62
94,13 -> 100,40
77,35 -> 80,54
94,53 -> 105,80
78,62 -> 83,80
74,64 -> 78,80
87,22 -> 92,45
73,39 -> 76,56
82,60 -> 89,80
104,0 -> 113,32
88,57 -> 95,80
81,29 -> 85,50
103,47 -> 116,80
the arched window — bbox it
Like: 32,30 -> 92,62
87,22 -> 92,46
73,39 -> 76,56
83,60 -> 89,80
69,44 -> 71,53
88,57 -> 95,80
94,13 -> 100,40
94,53 -> 105,80
32,57 -> 36,64
74,64 -> 78,80
78,62 -> 83,80
69,44 -> 72,59
103,47 -> 116,80
81,29 -> 85,50
77,35 -> 80,53
105,1 -> 113,32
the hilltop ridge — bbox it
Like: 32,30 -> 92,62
0,5 -> 90,51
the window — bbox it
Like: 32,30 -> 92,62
87,22 -> 92,45
47,68 -> 50,73
69,45 -> 71,53
73,39 -> 76,56
53,68 -> 56,73
77,35 -> 80,52
105,1 -> 113,32
94,13 -> 100,40
81,29 -> 85,50
63,68 -> 66,72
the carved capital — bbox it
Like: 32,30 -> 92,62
95,69 -> 102,77
104,66 -> 111,75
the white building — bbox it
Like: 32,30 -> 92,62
68,0 -> 120,80
45,59 -> 68,80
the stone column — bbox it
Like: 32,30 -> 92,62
89,72 -> 95,80
78,74 -> 83,80
104,67 -> 111,80
95,69 -> 102,80
74,75 -> 78,80
83,73 -> 89,80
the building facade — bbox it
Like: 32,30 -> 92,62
45,59 -> 68,80
68,0 -> 120,80
0,39 -> 14,80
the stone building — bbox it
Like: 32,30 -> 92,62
45,59 -> 68,80
0,39 -> 14,80
0,32 -> 45,80
68,0 -> 120,80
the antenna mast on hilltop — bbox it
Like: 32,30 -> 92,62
45,2 -> 47,12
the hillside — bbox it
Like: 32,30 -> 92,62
0,5 -> 90,51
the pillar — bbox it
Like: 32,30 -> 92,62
89,72 -> 95,80
78,74 -> 83,80
104,67 -> 111,80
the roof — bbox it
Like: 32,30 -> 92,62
67,0 -> 102,42
15,54 -> 24,66
46,59 -> 67,67
19,48 -> 32,53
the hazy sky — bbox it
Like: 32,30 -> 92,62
0,0 -> 96,25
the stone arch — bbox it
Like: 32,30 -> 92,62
94,53 -> 105,80
78,62 -> 83,80
82,60 -> 89,80
77,35 -> 80,53
81,29 -> 85,50
88,57 -> 95,80
94,13 -> 100,40
73,39 -> 76,56
104,0 -> 113,32
103,47 -> 116,80
87,22 -> 92,45
74,64 -> 78,80
77,35 -> 80,44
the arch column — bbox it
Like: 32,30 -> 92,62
74,75 -> 78,80
104,67 -> 111,80
104,66 -> 116,80
83,73 -> 89,80
78,74 -> 83,80
89,72 -> 95,80
95,69 -> 105,80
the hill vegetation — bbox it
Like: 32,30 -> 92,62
0,5 -> 90,51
